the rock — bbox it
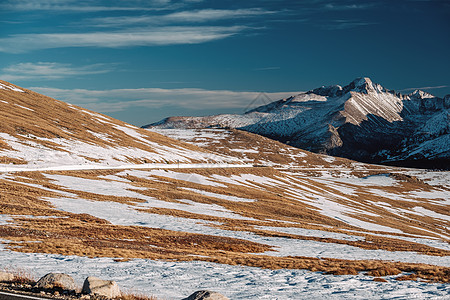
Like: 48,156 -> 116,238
183,290 -> 229,300
35,273 -> 76,291
82,276 -> 121,298
0,271 -> 14,282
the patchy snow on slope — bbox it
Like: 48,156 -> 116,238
45,197 -> 219,234
324,174 -> 397,186
405,170 -> 450,189
409,190 -> 449,203
123,169 -> 228,188
230,148 -> 259,153
14,104 -> 34,111
0,215 -> 12,225
300,193 -> 403,234
46,174 -> 147,196
149,128 -> 230,143
180,187 -> 256,202
87,130 -> 114,141
224,174 -> 286,188
0,82 -> 24,92
0,129 -> 240,169
412,206 -> 449,221
321,156 -> 335,163
44,175 -> 251,220
43,194 -> 450,267
254,226 -> 363,241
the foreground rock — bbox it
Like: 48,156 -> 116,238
0,271 -> 14,282
183,290 -> 229,300
35,273 -> 76,291
82,276 -> 121,298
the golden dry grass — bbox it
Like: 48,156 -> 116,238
0,80 -> 224,165
4,166 -> 449,258
119,293 -> 157,300
0,166 -> 449,283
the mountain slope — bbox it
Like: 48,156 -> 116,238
146,78 -> 450,169
0,80 -> 237,169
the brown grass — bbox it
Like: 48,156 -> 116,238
396,274 -> 418,281
1,267 -> 36,285
119,292 -> 157,300
367,267 -> 402,277
0,80 -> 227,166
0,156 -> 27,165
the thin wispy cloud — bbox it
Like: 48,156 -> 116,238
164,8 -> 275,23
399,85 -> 449,92
323,3 -> 375,11
88,8 -> 275,27
318,19 -> 374,30
0,62 -> 114,81
29,86 -> 300,113
254,67 -> 281,71
0,0 -> 185,12
0,26 -> 245,53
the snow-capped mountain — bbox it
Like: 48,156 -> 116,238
0,80 -> 237,169
146,78 -> 450,169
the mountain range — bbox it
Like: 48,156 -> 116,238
146,78 -> 450,169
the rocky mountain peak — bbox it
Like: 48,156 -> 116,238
305,77 -> 389,99
308,85 -> 343,97
343,77 -> 386,94
409,89 -> 435,99
353,77 -> 373,87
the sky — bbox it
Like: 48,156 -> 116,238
0,0 -> 449,126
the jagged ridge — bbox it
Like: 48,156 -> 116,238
146,77 -> 450,169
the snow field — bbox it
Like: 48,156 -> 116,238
0,248 -> 449,300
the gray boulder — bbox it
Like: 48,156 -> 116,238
183,290 -> 229,300
35,273 -> 76,291
0,271 -> 14,282
82,276 -> 121,298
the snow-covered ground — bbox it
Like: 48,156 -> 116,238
0,162 -> 253,173
1,248 -> 449,300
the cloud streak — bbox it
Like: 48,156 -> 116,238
323,3 -> 375,11
254,66 -> 281,71
0,62 -> 114,81
398,85 -> 449,92
87,8 -> 274,27
0,26 -> 245,53
318,19 -> 374,30
29,86 -> 300,114
0,0 -> 184,12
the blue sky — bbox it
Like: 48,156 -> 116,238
1,0 -> 449,126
